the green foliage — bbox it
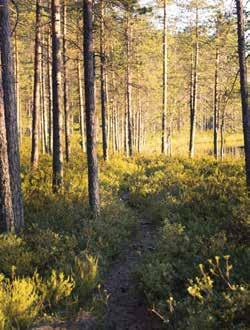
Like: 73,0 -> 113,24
0,273 -> 40,329
124,156 -> 250,329
72,253 -> 98,305
41,271 -> 75,309
0,148 -> 138,327
186,257 -> 250,329
0,235 -> 33,277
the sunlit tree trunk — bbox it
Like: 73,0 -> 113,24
0,78 -> 15,232
126,10 -> 133,157
213,48 -> 219,159
77,56 -> 86,152
162,0 -> 168,154
31,0 -> 42,168
100,0 -> 108,160
0,0 -> 24,232
51,0 -> 64,192
14,32 -> 21,145
189,4 -> 199,159
83,0 -> 100,214
236,0 -> 250,188
63,0 -> 70,162
47,29 -> 53,155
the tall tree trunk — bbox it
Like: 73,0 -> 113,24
213,48 -> 219,159
189,5 -> 199,159
77,56 -> 86,152
162,0 -> 168,154
51,0 -> 64,192
236,0 -> 250,188
0,0 -> 24,232
40,60 -> 45,154
41,34 -> 48,154
63,0 -> 70,162
220,108 -> 225,160
0,76 -> 14,232
14,32 -> 21,145
100,0 -> 108,160
31,0 -> 42,168
83,0 -> 100,214
126,10 -> 133,157
47,29 -> 53,155
124,88 -> 128,155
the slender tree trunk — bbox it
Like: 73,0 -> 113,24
124,87 -> 128,155
63,0 -> 70,162
126,11 -> 133,157
31,0 -> 42,168
0,77 -> 15,232
77,57 -> 86,152
0,0 -> 24,232
51,0 -> 64,192
40,62 -> 45,154
83,0 -> 100,214
47,30 -> 53,155
162,0 -> 168,154
189,5 -> 199,159
14,32 -> 21,145
236,0 -> 250,188
41,33 -> 48,154
220,109 -> 225,160
213,48 -> 219,159
100,0 -> 108,160
138,98 -> 142,153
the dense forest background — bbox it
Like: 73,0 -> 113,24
0,0 -> 249,329
15,0 -> 248,158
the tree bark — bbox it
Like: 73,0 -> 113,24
100,0 -> 108,160
14,32 -> 21,145
51,0 -> 64,192
63,0 -> 70,162
83,0 -> 100,214
0,0 -> 24,232
0,77 -> 14,232
77,56 -> 86,152
189,4 -> 199,159
213,48 -> 219,159
126,10 -> 133,157
162,0 -> 168,154
47,29 -> 53,155
236,0 -> 250,188
31,0 -> 42,168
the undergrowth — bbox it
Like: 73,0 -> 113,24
120,155 -> 250,329
1,145 -> 249,329
0,145 -> 138,329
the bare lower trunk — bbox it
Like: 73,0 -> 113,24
0,79 -> 14,232
0,0 -> 24,232
77,57 -> 86,152
63,0 -> 70,162
162,0 -> 168,154
47,30 -> 53,155
236,0 -> 250,188
31,0 -> 42,168
52,0 -> 64,192
213,48 -> 219,159
100,0 -> 108,160
83,0 -> 100,214
189,5 -> 199,159
126,11 -> 133,157
14,33 -> 21,145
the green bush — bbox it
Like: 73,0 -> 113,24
130,157 -> 249,329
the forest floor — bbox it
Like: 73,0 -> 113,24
101,208 -> 161,330
33,207 -> 162,330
